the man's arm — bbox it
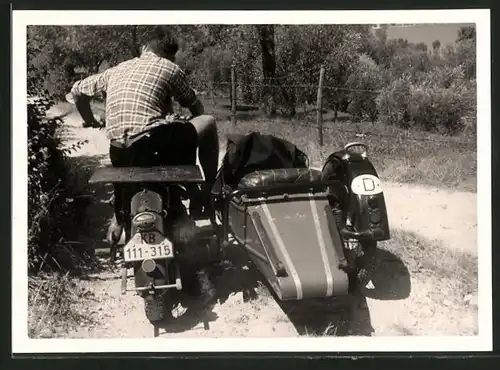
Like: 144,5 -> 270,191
71,70 -> 110,127
169,67 -> 204,117
188,98 -> 204,116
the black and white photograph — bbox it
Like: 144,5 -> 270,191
12,9 -> 491,353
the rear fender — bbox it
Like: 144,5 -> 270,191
129,189 -> 170,293
322,149 -> 390,241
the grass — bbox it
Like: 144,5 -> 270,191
28,272 -> 99,338
378,229 -> 478,335
27,143 -> 110,339
382,229 -> 478,302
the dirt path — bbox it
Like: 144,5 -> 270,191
51,103 -> 478,338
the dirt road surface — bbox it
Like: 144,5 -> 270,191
50,104 -> 478,339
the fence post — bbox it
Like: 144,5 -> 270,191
210,81 -> 216,107
231,64 -> 237,126
316,65 -> 325,146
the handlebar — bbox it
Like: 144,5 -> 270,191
344,142 -> 368,153
65,91 -> 195,129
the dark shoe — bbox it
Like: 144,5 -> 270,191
189,186 -> 213,219
181,270 -> 202,297
106,214 -> 123,244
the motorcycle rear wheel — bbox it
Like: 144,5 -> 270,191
143,293 -> 169,323
346,240 -> 378,293
356,240 -> 378,288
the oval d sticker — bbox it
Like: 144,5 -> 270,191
351,174 -> 383,195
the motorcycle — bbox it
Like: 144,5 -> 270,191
321,141 -> 391,292
66,93 -> 221,337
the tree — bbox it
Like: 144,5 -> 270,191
346,54 -> 389,123
456,26 -> 476,42
257,25 -> 277,116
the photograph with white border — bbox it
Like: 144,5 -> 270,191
13,8 -> 491,354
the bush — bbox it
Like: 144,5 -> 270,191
376,68 -> 476,134
409,79 -> 476,134
28,93 -> 65,269
375,74 -> 413,128
345,54 -> 390,122
28,49 -> 88,271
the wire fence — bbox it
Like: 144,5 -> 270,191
208,81 -> 382,94
77,64 -> 476,148
187,65 -> 476,148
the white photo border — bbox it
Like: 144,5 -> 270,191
12,9 -> 492,353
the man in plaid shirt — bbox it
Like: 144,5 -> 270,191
71,28 -> 219,242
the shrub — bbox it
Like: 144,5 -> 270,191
375,74 -> 413,128
28,92 -> 64,269
345,54 -> 390,122
376,67 -> 476,133
409,73 -> 476,133
28,43 -> 88,272
415,64 -> 467,89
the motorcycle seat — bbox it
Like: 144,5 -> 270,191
237,168 -> 323,189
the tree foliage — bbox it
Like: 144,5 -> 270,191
27,24 -> 476,133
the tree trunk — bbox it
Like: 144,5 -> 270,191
257,25 -> 277,117
92,60 -> 103,74
131,25 -> 140,57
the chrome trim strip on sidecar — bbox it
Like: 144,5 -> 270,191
309,195 -> 334,297
259,199 -> 304,300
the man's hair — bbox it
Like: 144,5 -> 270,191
143,26 -> 179,56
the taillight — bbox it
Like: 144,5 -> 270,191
132,212 -> 156,230
141,258 -> 157,273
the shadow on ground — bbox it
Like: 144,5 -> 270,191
62,154 -> 115,276
152,242 -> 412,337
277,248 -> 411,336
169,241 -> 411,337
363,248 -> 412,301
153,292 -> 221,335
153,241 -> 263,335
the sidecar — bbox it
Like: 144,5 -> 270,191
212,132 -> 390,301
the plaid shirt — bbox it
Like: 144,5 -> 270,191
71,51 -> 197,141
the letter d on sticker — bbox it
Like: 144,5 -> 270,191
351,174 -> 383,196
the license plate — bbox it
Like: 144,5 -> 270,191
123,231 -> 174,262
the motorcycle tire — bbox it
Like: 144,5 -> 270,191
356,240 -> 378,289
144,293 -> 168,323
180,265 -> 202,297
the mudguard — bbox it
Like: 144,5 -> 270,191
128,189 -> 170,294
322,144 -> 390,242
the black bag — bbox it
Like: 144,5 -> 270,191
218,132 -> 309,188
